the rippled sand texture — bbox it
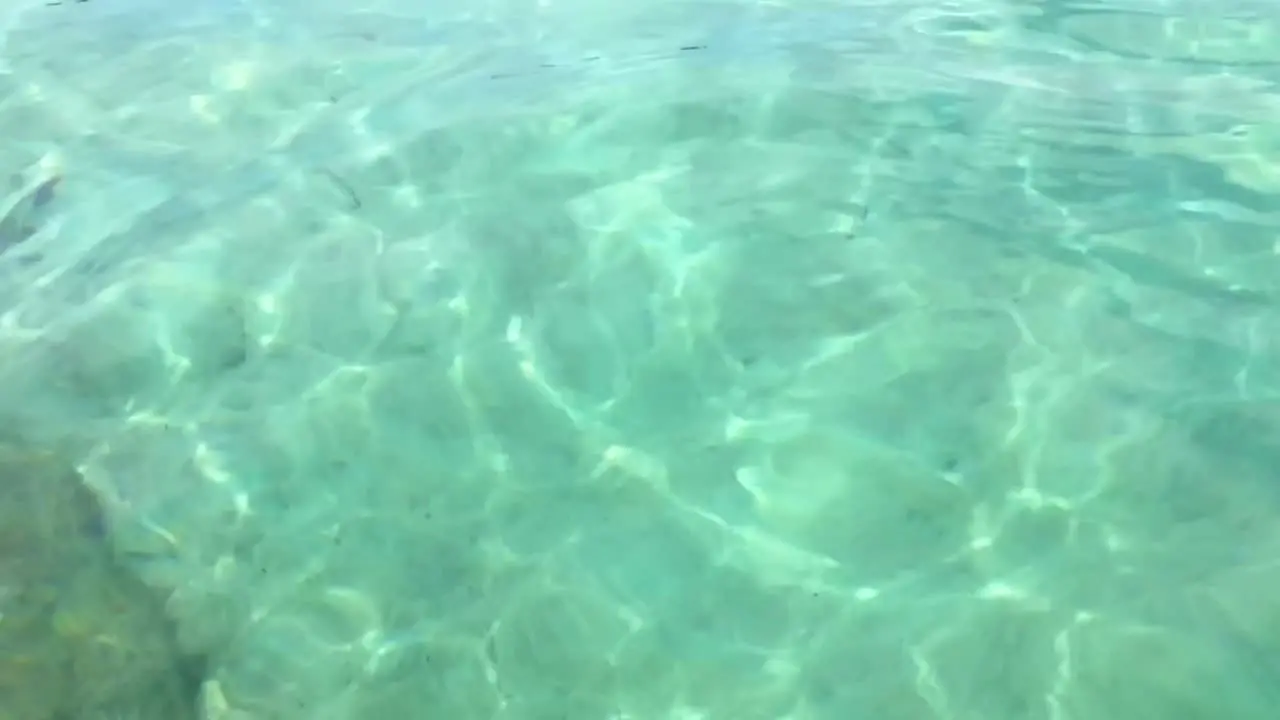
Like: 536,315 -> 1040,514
2,1 -> 1280,719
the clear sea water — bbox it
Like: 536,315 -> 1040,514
1,0 -> 1279,718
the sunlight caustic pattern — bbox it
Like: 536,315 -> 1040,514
1,1 -> 1280,719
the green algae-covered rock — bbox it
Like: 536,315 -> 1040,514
0,445 -> 206,720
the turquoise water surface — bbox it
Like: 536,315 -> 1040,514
1,1 -> 1279,718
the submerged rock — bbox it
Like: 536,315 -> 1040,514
0,444 -> 207,720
